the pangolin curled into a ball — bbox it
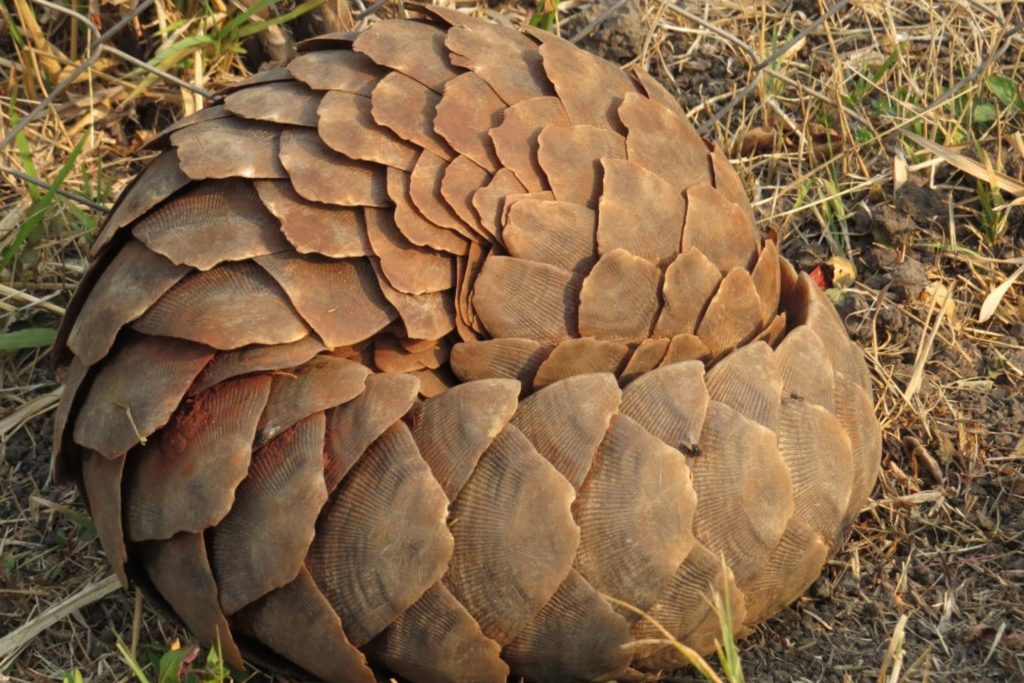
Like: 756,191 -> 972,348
52,5 -> 881,681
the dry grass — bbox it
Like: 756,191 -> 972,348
1,0 -> 1023,681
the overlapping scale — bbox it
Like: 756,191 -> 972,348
279,129 -> 388,207
82,451 -> 127,585
256,251 -> 396,347
210,413 -> 328,614
440,155 -> 492,240
654,247 -> 723,337
833,373 -> 882,520
473,256 -> 582,342
695,267 -> 763,360
409,378 -> 520,499
597,157 -> 686,266
455,242 -> 488,338
353,20 -> 458,92
620,361 -> 708,451
619,337 -> 670,384
751,238 -> 781,323
233,568 -> 374,683
689,402 -> 793,588
537,124 -> 626,207
774,325 -> 835,411
801,277 -> 874,393
683,182 -> 758,274
293,32 -> 357,52
172,117 -> 287,180
220,67 -> 292,92
741,518 -> 828,626
322,372 -> 419,492
503,570 -> 632,681
704,341 -> 783,432
710,143 -> 755,222
529,27 -> 638,131
67,240 -> 190,366
50,358 -> 88,482
369,583 -> 509,683
409,150 -> 474,238
756,311 -> 788,348
618,91 -> 710,190
287,49 -> 384,94
73,335 -> 213,457
435,72 -> 504,171
307,422 -> 453,647
224,80 -> 321,127
411,366 -> 456,397
503,198 -> 597,272
510,373 -> 620,489
578,248 -> 662,342
256,355 -> 369,444
133,261 -> 311,349
92,149 -> 190,254
635,543 -> 747,669
778,398 -> 855,545
371,72 -> 454,159
532,338 -> 629,388
132,179 -> 289,270
439,11 -> 552,104
254,180 -> 371,258
490,96 -> 569,191
630,65 -> 686,119
318,90 -> 419,170
125,375 -> 271,541
142,532 -> 245,669
365,207 -> 454,294
444,425 -> 579,645
189,337 -> 325,395
661,332 -> 711,365
386,168 -> 468,255
573,414 -> 697,616
449,338 -> 551,386
143,104 -> 232,151
470,171 -> 522,243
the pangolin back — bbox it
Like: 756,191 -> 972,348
53,7 -> 881,681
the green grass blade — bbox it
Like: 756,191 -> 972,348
9,96 -> 43,203
0,327 -> 57,352
116,637 -> 152,683
236,0 -> 326,39
528,0 -> 559,31
1,135 -> 87,273
218,0 -> 282,39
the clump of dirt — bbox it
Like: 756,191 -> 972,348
574,0 -> 648,64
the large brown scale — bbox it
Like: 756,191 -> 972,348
52,5 -> 881,681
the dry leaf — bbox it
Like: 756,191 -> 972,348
979,263 -> 1024,323
733,127 -> 776,156
906,133 -> 1024,197
828,256 -> 857,288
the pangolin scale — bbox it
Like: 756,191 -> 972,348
52,6 -> 881,681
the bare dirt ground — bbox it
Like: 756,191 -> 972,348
1,1 -> 1022,681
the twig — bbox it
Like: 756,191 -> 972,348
0,164 -> 107,211
0,388 -> 61,439
0,282 -> 67,315
0,574 -> 121,665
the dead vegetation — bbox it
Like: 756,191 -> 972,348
1,0 -> 1022,681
